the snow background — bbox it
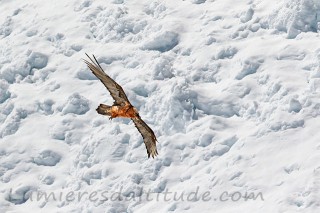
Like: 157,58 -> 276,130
0,0 -> 320,212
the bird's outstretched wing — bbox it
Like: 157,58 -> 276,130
83,53 -> 130,106
131,116 -> 158,158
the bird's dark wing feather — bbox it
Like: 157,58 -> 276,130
83,53 -> 130,106
131,116 -> 158,158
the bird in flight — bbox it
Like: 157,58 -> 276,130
83,54 -> 158,158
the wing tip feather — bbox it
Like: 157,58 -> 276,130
147,146 -> 158,159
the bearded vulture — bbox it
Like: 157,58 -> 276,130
83,54 -> 158,158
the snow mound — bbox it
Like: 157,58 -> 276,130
0,80 -> 11,103
32,150 -> 62,166
61,93 -> 90,115
141,31 -> 179,52
27,52 -> 48,70
0,51 -> 48,83
87,6 -> 147,42
0,17 -> 12,37
265,0 -> 320,38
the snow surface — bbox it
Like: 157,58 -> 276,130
0,0 -> 320,212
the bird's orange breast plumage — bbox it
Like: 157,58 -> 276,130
110,104 -> 138,119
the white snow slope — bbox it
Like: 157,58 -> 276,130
0,0 -> 320,212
